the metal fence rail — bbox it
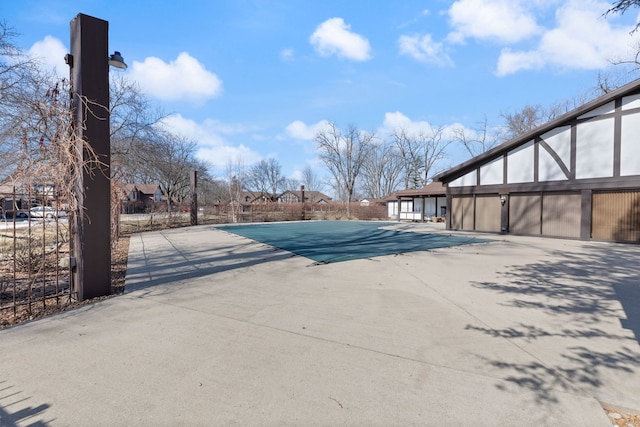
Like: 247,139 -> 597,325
2,197 -> 389,327
0,188 -> 72,328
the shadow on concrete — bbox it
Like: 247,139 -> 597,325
126,224 -> 489,296
0,380 -> 51,426
125,237 -> 299,295
468,244 -> 640,405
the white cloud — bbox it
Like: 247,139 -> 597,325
495,49 -> 545,75
381,112 -> 491,166
382,111 -> 437,135
280,48 -> 295,61
159,114 -> 261,171
496,0 -> 640,75
447,0 -> 541,44
398,34 -> 453,66
310,18 -> 372,61
285,120 -> 331,140
129,52 -> 222,103
28,36 -> 68,76
397,9 -> 431,30
196,145 -> 261,171
382,111 -> 483,142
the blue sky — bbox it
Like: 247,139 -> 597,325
3,0 -> 640,184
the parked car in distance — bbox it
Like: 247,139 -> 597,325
29,206 -> 67,219
15,210 -> 29,218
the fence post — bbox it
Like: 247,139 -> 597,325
190,170 -> 198,226
300,185 -> 305,221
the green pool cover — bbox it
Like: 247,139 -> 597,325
216,221 -> 492,263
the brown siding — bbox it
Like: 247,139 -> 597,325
542,193 -> 581,238
451,196 -> 474,230
475,195 -> 501,232
450,197 -> 462,229
592,190 -> 640,242
510,194 -> 541,235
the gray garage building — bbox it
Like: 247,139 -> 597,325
434,78 -> 640,243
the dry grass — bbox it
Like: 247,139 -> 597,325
0,235 -> 129,329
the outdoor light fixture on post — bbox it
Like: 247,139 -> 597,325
67,13 -> 125,301
108,51 -> 127,69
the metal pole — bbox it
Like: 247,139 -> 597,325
69,14 -> 112,301
190,170 -> 198,226
300,185 -> 305,221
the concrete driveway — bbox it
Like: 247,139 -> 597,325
1,222 -> 639,426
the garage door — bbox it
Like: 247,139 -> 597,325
451,196 -> 474,230
542,193 -> 581,238
509,194 -> 541,235
475,195 -> 501,232
592,190 -> 640,242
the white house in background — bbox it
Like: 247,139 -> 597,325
434,78 -> 640,242
386,182 -> 447,222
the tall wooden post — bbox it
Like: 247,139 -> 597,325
190,170 -> 198,226
69,14 -> 112,301
300,185 -> 305,221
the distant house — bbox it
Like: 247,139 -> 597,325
0,183 -> 28,214
360,197 -> 387,207
238,191 -> 272,212
0,179 -> 59,214
241,191 -> 272,204
120,183 -> 164,213
386,182 -> 447,222
277,190 -> 332,205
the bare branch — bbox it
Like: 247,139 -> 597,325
315,122 -> 373,216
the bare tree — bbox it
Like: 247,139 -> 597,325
606,1 -> 640,31
284,177 -> 300,192
498,101 -> 575,142
451,116 -> 498,158
225,159 -> 246,223
0,23 -> 43,181
134,132 -> 204,214
500,105 -> 542,140
597,2 -> 640,90
315,122 -> 373,216
300,165 -> 324,193
0,24 -> 100,218
392,125 -> 450,189
197,176 -> 227,208
360,141 -> 403,198
110,74 -> 165,183
245,158 -> 285,199
595,69 -> 630,94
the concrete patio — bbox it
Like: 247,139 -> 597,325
1,222 -> 639,426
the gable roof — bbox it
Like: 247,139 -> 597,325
239,191 -> 272,203
394,182 -> 446,198
136,184 -> 163,195
0,184 -> 14,195
278,190 -> 332,202
120,184 -> 164,202
434,77 -> 640,183
122,183 -> 162,194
